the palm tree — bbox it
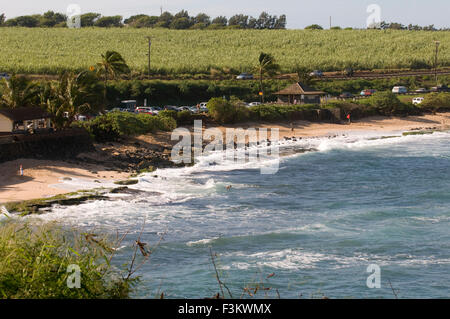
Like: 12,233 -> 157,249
45,71 -> 103,128
295,66 -> 312,85
254,52 -> 280,103
96,51 -> 130,86
0,75 -> 38,108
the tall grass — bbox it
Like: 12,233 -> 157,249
0,220 -> 135,299
0,28 -> 448,75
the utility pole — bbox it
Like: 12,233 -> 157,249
330,16 -> 332,29
434,41 -> 440,84
146,36 -> 152,79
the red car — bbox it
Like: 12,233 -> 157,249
360,89 -> 376,97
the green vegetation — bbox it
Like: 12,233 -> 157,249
4,190 -> 108,216
78,111 -> 176,142
403,131 -> 435,136
207,97 -> 249,124
114,179 -> 139,186
255,52 -> 280,102
1,11 -> 286,30
0,221 -> 135,298
0,28 -> 448,75
420,92 -> 450,113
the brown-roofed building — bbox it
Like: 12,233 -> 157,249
275,82 -> 325,104
0,107 -> 52,134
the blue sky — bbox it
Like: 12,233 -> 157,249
2,0 -> 449,29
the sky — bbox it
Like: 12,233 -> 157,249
1,0 -> 449,29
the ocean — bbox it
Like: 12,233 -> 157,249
36,130 -> 450,298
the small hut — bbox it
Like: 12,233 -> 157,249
275,82 -> 325,104
0,107 -> 52,134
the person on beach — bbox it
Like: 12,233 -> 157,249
19,165 -> 24,176
347,113 -> 351,124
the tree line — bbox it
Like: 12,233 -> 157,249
0,51 -> 130,129
0,11 -> 287,29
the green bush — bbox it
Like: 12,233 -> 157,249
177,110 -> 193,125
366,91 -> 405,115
0,221 -> 135,299
207,98 -> 237,124
421,93 -> 450,113
82,111 -> 176,142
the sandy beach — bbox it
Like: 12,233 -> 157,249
0,159 -> 129,204
1,112 -> 449,204
210,113 -> 450,139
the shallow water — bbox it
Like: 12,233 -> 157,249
37,131 -> 450,298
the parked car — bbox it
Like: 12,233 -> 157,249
164,105 -> 180,112
412,97 -> 425,105
198,102 -> 208,108
177,106 -> 191,112
0,73 -> 10,80
236,73 -> 254,80
136,107 -> 156,115
360,89 -> 376,97
339,92 -> 354,99
430,85 -> 449,93
248,102 -> 262,107
392,86 -> 408,94
309,70 -> 323,77
189,106 -> 199,114
415,88 -> 428,93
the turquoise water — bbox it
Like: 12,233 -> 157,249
39,131 -> 450,298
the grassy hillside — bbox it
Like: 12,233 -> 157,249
0,28 -> 449,75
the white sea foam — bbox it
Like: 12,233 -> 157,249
221,248 -> 450,270
186,237 -> 220,247
33,130 -> 450,230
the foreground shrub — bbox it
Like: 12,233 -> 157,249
207,98 -> 237,124
366,91 -> 405,115
0,221 -> 135,299
81,111 -> 176,142
420,93 -> 450,113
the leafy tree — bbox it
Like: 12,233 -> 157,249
0,76 -> 38,108
124,14 -> 149,25
5,15 -> 40,27
128,16 -> 158,28
305,24 -> 323,30
194,13 -> 210,26
274,15 -> 287,29
228,14 -> 249,28
94,16 -> 123,27
212,16 -> 227,26
156,12 -> 173,28
170,17 -> 192,29
0,13 -> 6,26
80,13 -> 101,27
40,11 -> 66,27
254,52 -> 280,103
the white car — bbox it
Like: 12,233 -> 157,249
412,97 -> 424,105
248,102 -> 262,107
236,73 -> 254,80
392,86 -> 408,94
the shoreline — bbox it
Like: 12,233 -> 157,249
1,112 -> 449,204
